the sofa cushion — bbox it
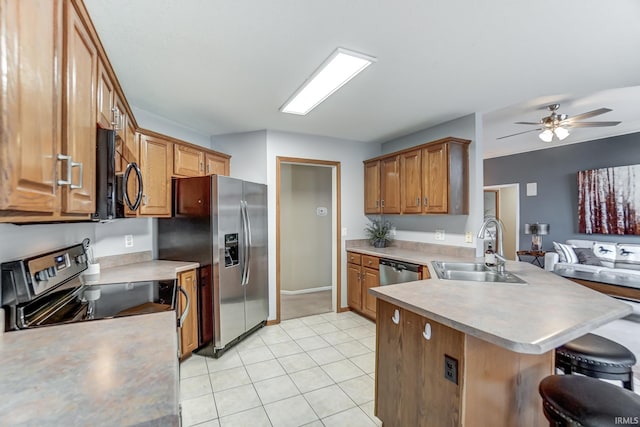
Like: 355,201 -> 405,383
555,263 -> 603,274
553,242 -> 579,264
616,243 -> 640,271
592,242 -> 617,267
573,248 -> 602,266
566,239 -> 595,249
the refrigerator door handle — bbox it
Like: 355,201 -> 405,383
240,201 -> 250,285
244,201 -> 252,285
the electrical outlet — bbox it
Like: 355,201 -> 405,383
444,355 -> 458,384
435,229 -> 445,241
465,232 -> 473,243
124,234 -> 133,248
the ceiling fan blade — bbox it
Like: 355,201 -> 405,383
497,128 -> 542,139
563,108 -> 612,122
513,121 -> 541,125
565,121 -> 621,128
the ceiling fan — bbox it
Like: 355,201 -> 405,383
498,104 -> 621,142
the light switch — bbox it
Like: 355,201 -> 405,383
526,182 -> 537,196
341,227 -> 347,237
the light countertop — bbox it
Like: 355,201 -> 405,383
0,311 -> 179,426
356,247 -> 633,354
83,260 -> 199,284
0,259 -> 200,426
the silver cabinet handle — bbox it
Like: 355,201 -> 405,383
391,309 -> 400,325
177,285 -> 190,328
70,161 -> 83,189
111,107 -> 121,130
423,323 -> 432,340
381,200 -> 385,207
142,194 -> 148,206
416,197 -> 420,206
375,200 -> 379,208
206,163 -> 211,174
57,154 -> 72,186
424,197 -> 428,206
200,162 -> 204,172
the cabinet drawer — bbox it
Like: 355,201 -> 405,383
347,252 -> 362,265
362,255 -> 379,269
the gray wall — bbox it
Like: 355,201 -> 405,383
484,132 -> 640,250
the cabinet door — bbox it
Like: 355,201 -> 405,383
96,59 -> 115,130
62,1 -> 97,214
403,310 -> 463,426
174,144 -> 204,176
205,153 -> 229,176
0,0 -> 62,213
347,263 -> 362,311
422,143 -> 448,214
113,93 -> 126,142
139,133 -> 172,216
364,160 -> 381,214
179,269 -> 199,358
400,149 -> 422,214
381,156 -> 400,214
361,267 -> 379,319
375,300 -> 404,426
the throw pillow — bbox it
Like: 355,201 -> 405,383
592,241 -> 617,268
573,248 -> 602,266
553,242 -> 579,264
615,243 -> 640,271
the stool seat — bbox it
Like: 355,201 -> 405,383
539,375 -> 640,427
556,333 -> 636,390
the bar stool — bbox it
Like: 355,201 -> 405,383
539,375 -> 640,427
556,333 -> 636,391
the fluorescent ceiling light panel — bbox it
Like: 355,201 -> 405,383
281,48 -> 376,115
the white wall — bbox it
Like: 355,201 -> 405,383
380,113 -> 485,256
212,130 -> 267,184
132,106 -> 213,149
280,164 -> 333,292
266,130 -> 381,315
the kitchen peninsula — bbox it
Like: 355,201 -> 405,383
368,257 -> 632,427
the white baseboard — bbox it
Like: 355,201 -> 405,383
281,286 -> 332,295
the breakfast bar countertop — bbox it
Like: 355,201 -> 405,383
87,260 -> 200,284
360,249 -> 633,355
0,311 -> 179,426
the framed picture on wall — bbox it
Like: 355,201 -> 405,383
577,164 -> 640,235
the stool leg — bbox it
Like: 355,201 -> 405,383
623,372 -> 634,391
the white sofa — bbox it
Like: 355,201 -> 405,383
545,239 -> 640,280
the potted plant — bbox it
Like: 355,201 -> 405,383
365,217 -> 393,248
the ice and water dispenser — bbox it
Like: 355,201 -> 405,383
224,233 -> 239,267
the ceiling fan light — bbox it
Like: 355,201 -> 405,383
539,129 -> 553,142
554,127 -> 570,140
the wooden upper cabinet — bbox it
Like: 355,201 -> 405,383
113,93 -> 126,141
363,137 -> 469,216
422,140 -> 468,214
400,149 -> 422,214
96,59 -> 115,130
174,144 -> 205,177
364,160 -> 381,214
61,0 -> 97,214
205,152 -> 229,176
139,131 -> 172,217
0,0 -> 62,214
381,155 -> 400,214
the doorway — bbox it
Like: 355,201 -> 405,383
484,184 -> 520,260
276,157 -> 341,322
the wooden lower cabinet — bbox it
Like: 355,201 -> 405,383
347,252 -> 379,319
178,269 -> 199,359
375,299 -> 553,427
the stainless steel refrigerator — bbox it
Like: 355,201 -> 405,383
158,175 -> 268,357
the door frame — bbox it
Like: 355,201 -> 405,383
484,183 -> 520,259
275,156 -> 341,324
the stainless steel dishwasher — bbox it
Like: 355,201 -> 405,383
379,258 -> 421,285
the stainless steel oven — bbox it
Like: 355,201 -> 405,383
1,243 -> 180,331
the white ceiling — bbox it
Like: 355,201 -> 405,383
84,0 -> 640,157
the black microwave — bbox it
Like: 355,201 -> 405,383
94,128 -> 143,220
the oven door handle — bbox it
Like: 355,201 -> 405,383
177,285 -> 190,328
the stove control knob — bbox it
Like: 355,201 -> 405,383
35,270 -> 49,282
47,266 -> 57,277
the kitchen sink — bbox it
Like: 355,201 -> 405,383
432,261 -> 526,284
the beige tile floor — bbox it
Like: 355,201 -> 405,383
180,302 -> 640,426
179,311 -> 381,427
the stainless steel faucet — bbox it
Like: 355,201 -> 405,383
477,216 -> 507,273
